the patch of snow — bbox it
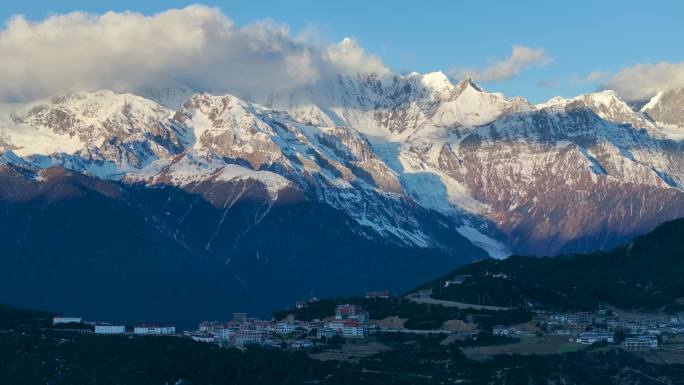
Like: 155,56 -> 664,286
536,96 -> 567,109
456,224 -> 510,259
217,164 -> 292,196
419,71 -> 452,92
0,103 -> 84,156
585,90 -> 621,108
161,152 -> 291,197
641,92 -> 664,112
577,146 -> 608,176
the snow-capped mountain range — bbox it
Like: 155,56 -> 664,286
2,72 -> 684,259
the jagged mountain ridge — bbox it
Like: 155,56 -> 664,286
0,85 -> 507,257
259,73 -> 684,255
1,73 -> 684,257
442,94 -> 684,254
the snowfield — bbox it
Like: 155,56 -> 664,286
2,72 -> 684,257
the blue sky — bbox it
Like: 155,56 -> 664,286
0,0 -> 682,102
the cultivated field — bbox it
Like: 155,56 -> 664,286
462,335 -> 586,361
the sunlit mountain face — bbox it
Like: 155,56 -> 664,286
1,3 -> 684,331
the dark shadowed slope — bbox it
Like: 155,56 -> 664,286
418,217 -> 684,311
0,164 -> 484,328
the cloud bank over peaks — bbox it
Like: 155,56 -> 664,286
603,61 -> 684,101
0,5 -> 388,102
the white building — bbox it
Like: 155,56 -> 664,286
492,325 -> 510,336
622,335 -> 658,351
492,325 -> 527,337
94,324 -> 126,334
276,322 -> 299,334
575,331 -> 614,344
326,319 -> 365,338
213,326 -> 235,340
342,320 -> 365,338
52,316 -> 82,325
292,339 -> 314,348
199,321 -> 221,333
444,275 -> 471,288
233,329 -> 267,346
317,327 -> 337,339
134,324 -> 176,335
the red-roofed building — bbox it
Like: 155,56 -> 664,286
325,318 -> 366,338
335,304 -> 368,323
199,321 -> 220,333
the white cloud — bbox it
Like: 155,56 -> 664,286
604,61 -> 684,101
0,5 -> 388,102
538,70 -> 610,88
450,46 -> 550,83
326,37 -> 388,76
576,70 -> 610,85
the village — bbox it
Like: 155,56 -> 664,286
185,302 -> 370,349
52,303 -> 373,351
184,292 -> 397,349
493,307 -> 681,352
420,272 -> 684,354
52,316 -> 177,336
50,287 -> 684,358
49,291 -> 391,351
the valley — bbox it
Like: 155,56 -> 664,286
2,73 -> 684,325
4,217 -> 684,384
1,3 -> 683,384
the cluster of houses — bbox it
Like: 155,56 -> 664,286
52,315 -> 175,336
575,331 -> 615,344
51,297 -> 381,350
493,310 -> 668,351
573,331 -> 659,351
531,309 -> 684,350
319,304 -> 369,338
492,325 -> 533,337
52,287 -> 674,355
189,304 -> 372,348
538,310 -> 684,337
188,315 -> 273,346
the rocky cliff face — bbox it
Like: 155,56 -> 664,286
432,97 -> 684,254
640,88 -> 684,136
258,75 -> 684,256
